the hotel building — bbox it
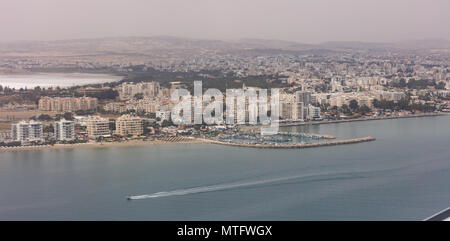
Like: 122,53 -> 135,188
55,119 -> 75,141
116,115 -> 143,136
86,116 -> 110,139
11,121 -> 44,143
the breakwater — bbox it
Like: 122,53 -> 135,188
203,136 -> 375,149
277,132 -> 335,139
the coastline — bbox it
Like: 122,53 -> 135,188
1,113 -> 448,153
239,112 -> 448,131
286,112 -> 447,127
0,72 -> 123,89
0,137 -> 208,153
0,136 -> 375,152
202,136 -> 376,149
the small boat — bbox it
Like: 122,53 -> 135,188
424,207 -> 450,221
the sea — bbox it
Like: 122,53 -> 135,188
0,73 -> 122,89
0,115 -> 449,220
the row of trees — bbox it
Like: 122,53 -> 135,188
391,79 -> 446,90
0,141 -> 21,147
328,100 -> 372,116
325,97 -> 436,117
372,99 -> 435,112
30,112 -> 75,122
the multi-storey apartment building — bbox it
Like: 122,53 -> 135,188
86,116 -> 110,139
115,115 -> 143,136
105,100 -> 159,114
308,105 -> 321,119
38,97 -> 98,112
11,121 -> 44,143
119,82 -> 160,100
280,93 -> 297,121
54,119 -> 75,141
0,132 -> 11,142
105,102 -> 128,113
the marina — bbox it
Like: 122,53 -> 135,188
204,136 -> 376,149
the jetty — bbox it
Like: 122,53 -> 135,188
204,136 -> 375,149
276,132 -> 335,139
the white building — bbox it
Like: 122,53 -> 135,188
0,132 -> 11,142
11,121 -> 44,143
156,110 -> 171,122
308,105 -> 321,119
55,119 -> 75,141
358,96 -> 374,108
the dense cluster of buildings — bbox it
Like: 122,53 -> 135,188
9,119 -> 76,143
5,114 -> 146,144
278,91 -> 321,121
309,91 -> 406,108
105,99 -> 160,114
104,81 -> 415,123
103,79 -> 445,124
1,39 -> 449,147
119,82 -> 161,99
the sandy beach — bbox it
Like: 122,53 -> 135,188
1,113 -> 447,153
0,137 -> 208,153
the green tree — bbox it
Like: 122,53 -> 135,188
44,124 -> 54,133
340,104 -> 352,115
436,81 -> 446,90
395,79 -> 407,88
33,114 -> 53,121
134,93 -> 144,100
63,112 -> 74,120
359,105 -> 372,115
109,119 -> 116,131
349,100 -> 359,111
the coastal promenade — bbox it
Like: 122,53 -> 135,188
0,135 -> 375,152
282,112 -> 445,127
238,112 -> 446,132
203,136 -> 376,149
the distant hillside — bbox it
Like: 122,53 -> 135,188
0,36 -> 448,56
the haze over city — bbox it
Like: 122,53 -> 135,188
1,0 -> 450,223
1,0 -> 449,43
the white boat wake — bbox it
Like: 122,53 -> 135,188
126,171 -> 366,200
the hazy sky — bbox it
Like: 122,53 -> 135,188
0,0 -> 449,43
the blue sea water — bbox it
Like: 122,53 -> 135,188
0,115 -> 449,220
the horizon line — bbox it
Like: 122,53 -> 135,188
0,35 -> 449,46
